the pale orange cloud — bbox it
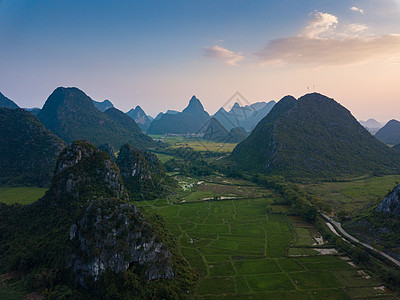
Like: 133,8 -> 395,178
256,11 -> 400,66
203,45 -> 244,66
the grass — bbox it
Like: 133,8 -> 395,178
149,135 -> 238,153
2,172 -> 394,298
136,180 -> 392,298
0,186 -> 47,205
301,175 -> 400,213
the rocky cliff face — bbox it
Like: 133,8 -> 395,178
116,143 -> 175,200
0,140 -> 174,290
376,184 -> 400,215
52,141 -> 174,286
68,198 -> 173,287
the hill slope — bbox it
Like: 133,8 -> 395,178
38,87 -> 155,149
147,96 -> 210,134
230,93 -> 400,179
375,119 -> 400,145
0,108 -> 66,186
126,105 -> 152,131
0,141 -> 196,298
0,92 -> 19,108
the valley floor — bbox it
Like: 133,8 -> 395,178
137,175 -> 398,299
1,174 -> 399,299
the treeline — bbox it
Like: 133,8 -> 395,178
250,173 -> 331,223
315,220 -> 400,291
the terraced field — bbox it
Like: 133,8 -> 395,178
138,195 -> 396,299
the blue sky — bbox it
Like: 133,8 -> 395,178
1,0 -> 399,121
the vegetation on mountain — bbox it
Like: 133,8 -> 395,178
375,119 -> 400,145
92,99 -> 114,112
0,108 -> 66,187
345,184 -> 400,256
116,143 -> 177,200
0,141 -> 195,298
37,87 -> 155,149
147,96 -> 210,134
394,144 -> 400,151
230,93 -> 400,180
0,91 -> 19,108
126,105 -> 152,131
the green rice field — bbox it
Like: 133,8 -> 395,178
138,195 -> 395,299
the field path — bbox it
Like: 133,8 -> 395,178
321,213 -> 400,268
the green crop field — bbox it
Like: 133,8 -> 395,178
2,174 -> 398,298
0,186 -> 47,205
138,193 -> 393,299
301,175 -> 400,213
149,135 -> 238,153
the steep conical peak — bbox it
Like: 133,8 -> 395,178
231,92 -> 400,179
135,105 -> 145,114
41,87 -> 94,113
182,95 -> 205,114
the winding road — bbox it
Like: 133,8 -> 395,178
321,213 -> 400,268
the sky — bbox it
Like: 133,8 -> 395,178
0,0 -> 399,122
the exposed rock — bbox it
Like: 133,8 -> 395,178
116,143 -> 175,200
13,140 -> 174,287
376,184 -> 400,215
126,106 -> 152,131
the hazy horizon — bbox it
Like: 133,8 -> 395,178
1,0 -> 399,122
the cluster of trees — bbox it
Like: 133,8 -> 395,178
251,174 -> 330,223
315,220 -> 400,291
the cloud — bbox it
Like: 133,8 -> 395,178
203,45 -> 244,65
302,11 -> 338,38
350,6 -> 364,14
256,11 -> 400,66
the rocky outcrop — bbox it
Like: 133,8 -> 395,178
376,184 -> 400,215
126,106 -> 152,131
68,198 -> 173,287
38,141 -> 173,287
116,143 -> 175,200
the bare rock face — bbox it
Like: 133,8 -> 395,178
68,198 -> 173,287
45,141 -> 173,287
116,143 -> 175,200
376,184 -> 400,215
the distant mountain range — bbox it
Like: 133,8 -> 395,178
213,100 -> 276,131
375,119 -> 400,145
147,96 -> 210,134
0,92 -> 19,109
203,117 -> 248,143
359,118 -> 383,134
0,107 -> 65,186
230,93 -> 400,179
126,106 -> 152,131
37,87 -> 155,149
93,99 -> 114,112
